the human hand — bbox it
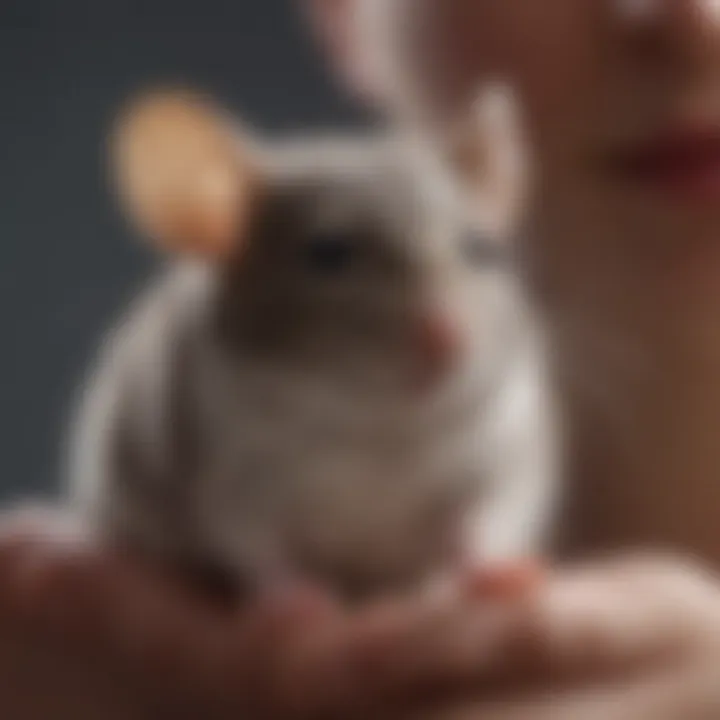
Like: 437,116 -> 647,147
411,554 -> 720,720
0,508 -> 544,720
9,508 -> 720,720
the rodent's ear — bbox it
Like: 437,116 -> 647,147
449,84 -> 527,234
110,88 -> 262,259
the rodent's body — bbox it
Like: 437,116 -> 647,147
69,121 -> 557,600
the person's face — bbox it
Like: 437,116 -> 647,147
314,0 -> 720,299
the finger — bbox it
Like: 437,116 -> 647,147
0,529 -> 349,717
61,564 -> 340,719
212,584 -> 344,717
464,561 -> 720,690
272,592 -> 533,715
0,505 -> 94,623
411,663 -> 720,720
0,535 -> 227,711
314,561 -> 718,708
533,563 -> 720,661
0,528 -> 95,627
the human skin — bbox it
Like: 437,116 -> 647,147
5,520 -> 720,719
0,511 -> 552,719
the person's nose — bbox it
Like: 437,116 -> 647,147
612,0 -> 720,69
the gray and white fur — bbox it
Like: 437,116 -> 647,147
67,129 -> 558,600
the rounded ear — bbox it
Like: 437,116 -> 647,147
109,87 -> 261,259
448,84 -> 528,234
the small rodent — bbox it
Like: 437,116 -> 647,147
66,88 -> 558,602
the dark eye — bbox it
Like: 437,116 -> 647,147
461,231 -> 508,267
305,232 -> 356,273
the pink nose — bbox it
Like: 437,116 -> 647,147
413,314 -> 462,387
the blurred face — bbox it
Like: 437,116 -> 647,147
485,0 -> 720,304
316,0 -> 720,312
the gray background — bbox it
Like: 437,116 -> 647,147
0,1 -> 365,500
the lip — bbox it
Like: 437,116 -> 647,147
606,127 -> 720,202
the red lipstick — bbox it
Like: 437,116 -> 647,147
609,128 -> 720,202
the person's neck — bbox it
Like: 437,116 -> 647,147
533,208 -> 720,566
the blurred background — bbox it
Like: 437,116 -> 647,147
0,0 -> 366,500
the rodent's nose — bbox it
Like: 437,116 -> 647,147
412,313 -> 462,388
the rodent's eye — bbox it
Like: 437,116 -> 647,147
305,232 -> 356,273
461,230 -> 508,267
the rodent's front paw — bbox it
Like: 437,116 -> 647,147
422,559 -> 546,606
461,558 -> 547,601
